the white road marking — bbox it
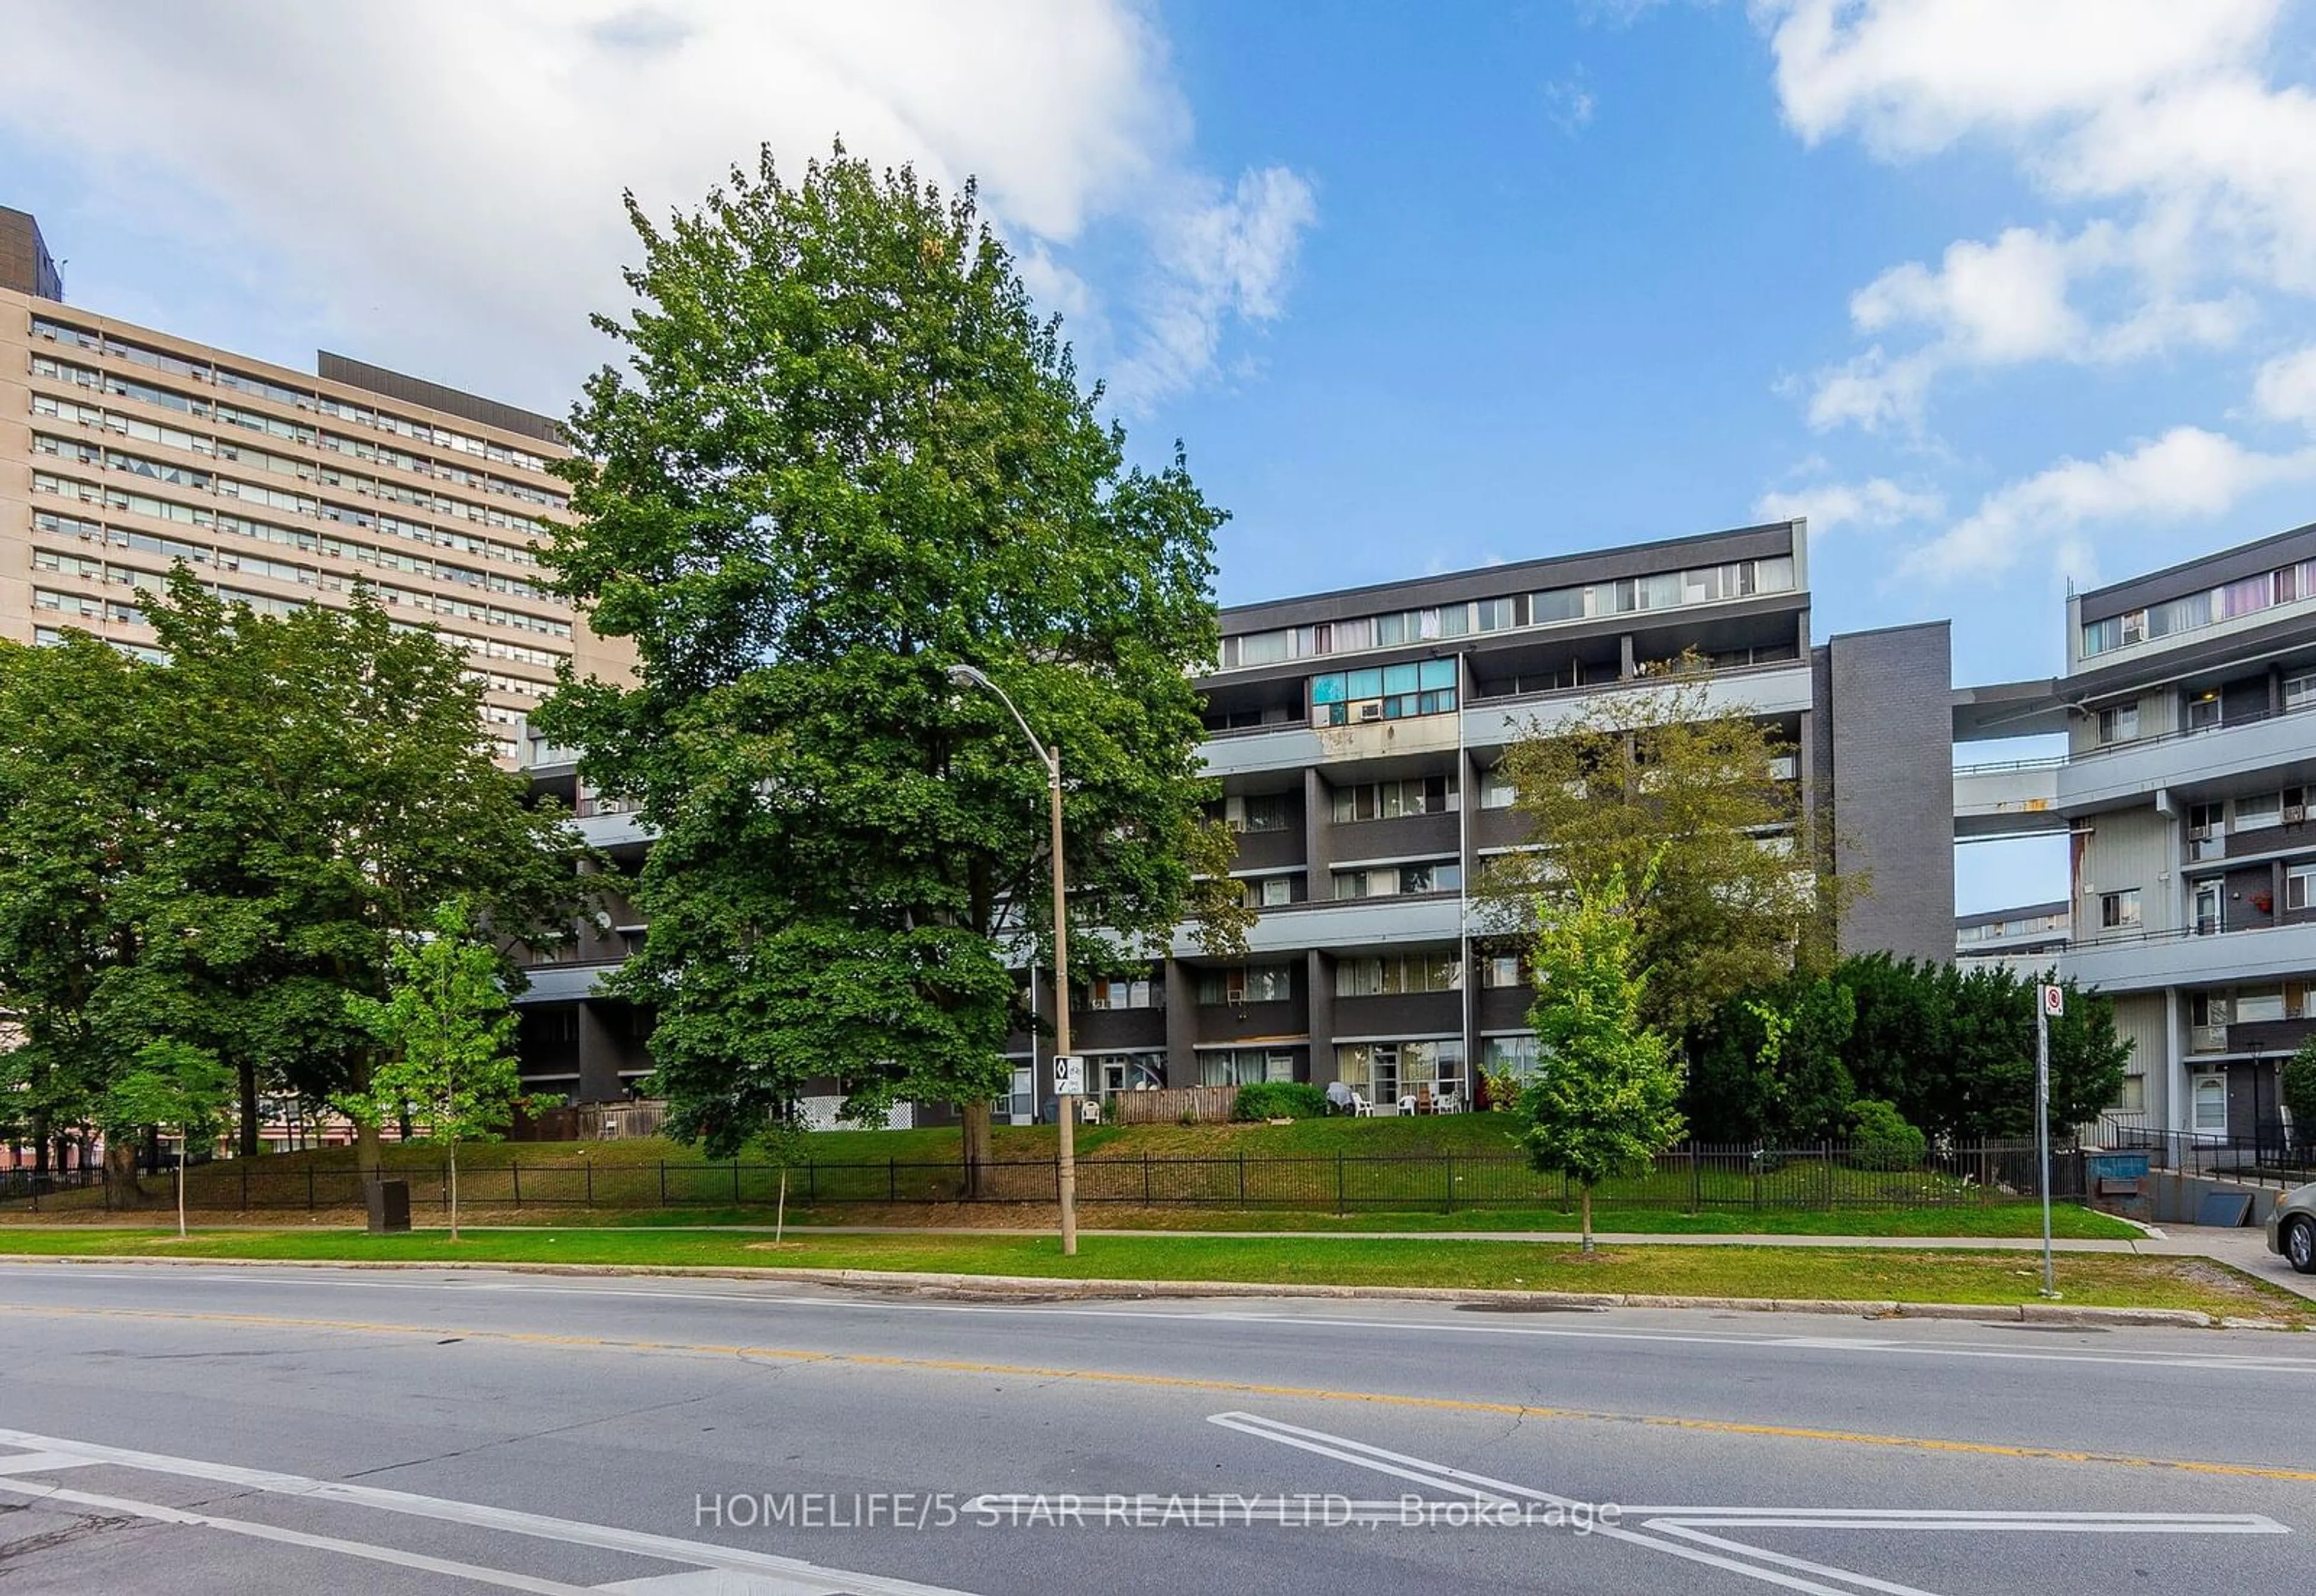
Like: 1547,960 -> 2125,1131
0,1431 -> 975,1596
10,1263 -> 2314,1375
0,1477 -> 604,1595
1206,1409 -> 2290,1596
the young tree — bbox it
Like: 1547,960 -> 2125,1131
101,1039 -> 235,1238
1480,665 -> 1847,1038
535,144 -> 1247,1173
340,900 -> 527,1241
1513,862 -> 1686,1252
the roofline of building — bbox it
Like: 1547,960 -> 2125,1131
1219,518 -> 1803,627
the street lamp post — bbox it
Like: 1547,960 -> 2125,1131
949,664 -> 1078,1256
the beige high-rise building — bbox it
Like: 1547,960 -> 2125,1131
0,206 -> 628,761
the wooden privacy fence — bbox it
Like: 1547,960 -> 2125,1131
4,1140 -> 2082,1215
1106,1086 -> 1236,1124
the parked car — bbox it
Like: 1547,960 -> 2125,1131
2268,1183 -> 2316,1275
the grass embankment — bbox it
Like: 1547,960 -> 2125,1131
0,1226 -> 2298,1323
2,1112 -> 2140,1240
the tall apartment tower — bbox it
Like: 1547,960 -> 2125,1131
0,207 -> 628,760
1956,519 -> 2316,1149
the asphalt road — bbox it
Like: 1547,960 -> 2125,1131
1,1262 -> 2312,1594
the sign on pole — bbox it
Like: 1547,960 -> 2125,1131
1052,1054 -> 1084,1097
2034,985 -> 2058,1298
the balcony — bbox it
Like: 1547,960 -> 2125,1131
516,960 -> 622,1003
1461,661 -> 1814,753
2058,701 -> 2316,812
2061,917 -> 2316,993
1172,892 -> 1464,958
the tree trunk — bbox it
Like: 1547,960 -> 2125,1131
103,1138 -> 145,1208
356,1120 -> 382,1181
1580,1185 -> 1594,1254
960,1100 -> 992,1199
236,1059 -> 260,1157
448,1138 -> 460,1243
775,1165 -> 788,1246
31,1112 -> 50,1178
176,1137 -> 188,1240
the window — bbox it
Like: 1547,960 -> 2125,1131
1096,1055 -> 1165,1096
2188,801 -> 2224,839
1195,964 -> 1293,1005
1198,1049 -> 1295,1088
1086,977 -> 1159,1011
1242,875 -> 1294,908
1474,596 -> 1520,632
2236,792 -> 2282,831
1530,586 -> 1586,623
2289,863 -> 2316,913
1223,791 -> 1291,833
2096,702 -> 2139,744
1480,953 -> 1523,989
1334,953 -> 1461,997
2237,985 -> 2286,1023
1331,773 -> 1457,821
1337,1039 -> 1464,1103
2114,1075 -> 2145,1114
2288,672 -> 2316,713
1479,767 -> 1519,809
1332,860 -> 1461,899
1482,1035 -> 1540,1080
2098,889 -> 2141,929
2185,690 -> 2223,731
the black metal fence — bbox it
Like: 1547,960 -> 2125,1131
0,1140 -> 2080,1216
2103,1124 -> 2314,1189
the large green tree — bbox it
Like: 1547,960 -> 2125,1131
112,572 -> 584,1161
0,634 -> 160,1177
1513,862 -> 1687,1251
1480,664 -> 1846,1037
0,574 -> 584,1167
535,144 -> 1247,1170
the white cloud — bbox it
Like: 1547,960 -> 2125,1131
1809,223 -> 2246,429
0,0 -> 1315,415
1765,0 -> 2279,157
1107,166 -> 1319,412
1754,476 -> 1943,538
1544,76 -> 1597,136
1899,426 -> 2316,583
2253,345 -> 2316,428
1762,0 -> 2308,432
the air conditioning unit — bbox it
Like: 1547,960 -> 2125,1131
2288,806 -> 2306,825
1356,702 -> 1384,722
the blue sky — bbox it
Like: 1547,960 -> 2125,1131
9,2 -> 2316,912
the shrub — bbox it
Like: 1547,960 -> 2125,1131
1847,1098 -> 1927,1170
2286,1039 -> 2316,1152
1231,1081 -> 1329,1121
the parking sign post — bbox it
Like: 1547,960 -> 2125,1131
2037,982 -> 2063,1298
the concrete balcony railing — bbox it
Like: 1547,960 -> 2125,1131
2062,917 -> 2316,994
2058,699 -> 2316,811
1952,756 -> 2064,840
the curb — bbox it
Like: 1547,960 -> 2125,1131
0,1252 -> 2250,1329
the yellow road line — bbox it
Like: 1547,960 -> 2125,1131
5,1300 -> 2313,1485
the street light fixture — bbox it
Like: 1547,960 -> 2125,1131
948,663 -> 1080,1256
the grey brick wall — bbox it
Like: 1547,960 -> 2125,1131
1822,623 -> 1956,964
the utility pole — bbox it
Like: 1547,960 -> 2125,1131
949,664 -> 1079,1255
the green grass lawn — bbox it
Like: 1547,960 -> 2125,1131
0,1226 -> 2297,1323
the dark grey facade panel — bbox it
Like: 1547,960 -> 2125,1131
316,350 -> 565,445
1824,622 -> 1956,965
2078,519 -> 2316,625
1219,522 -> 1799,632
0,206 -> 64,300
